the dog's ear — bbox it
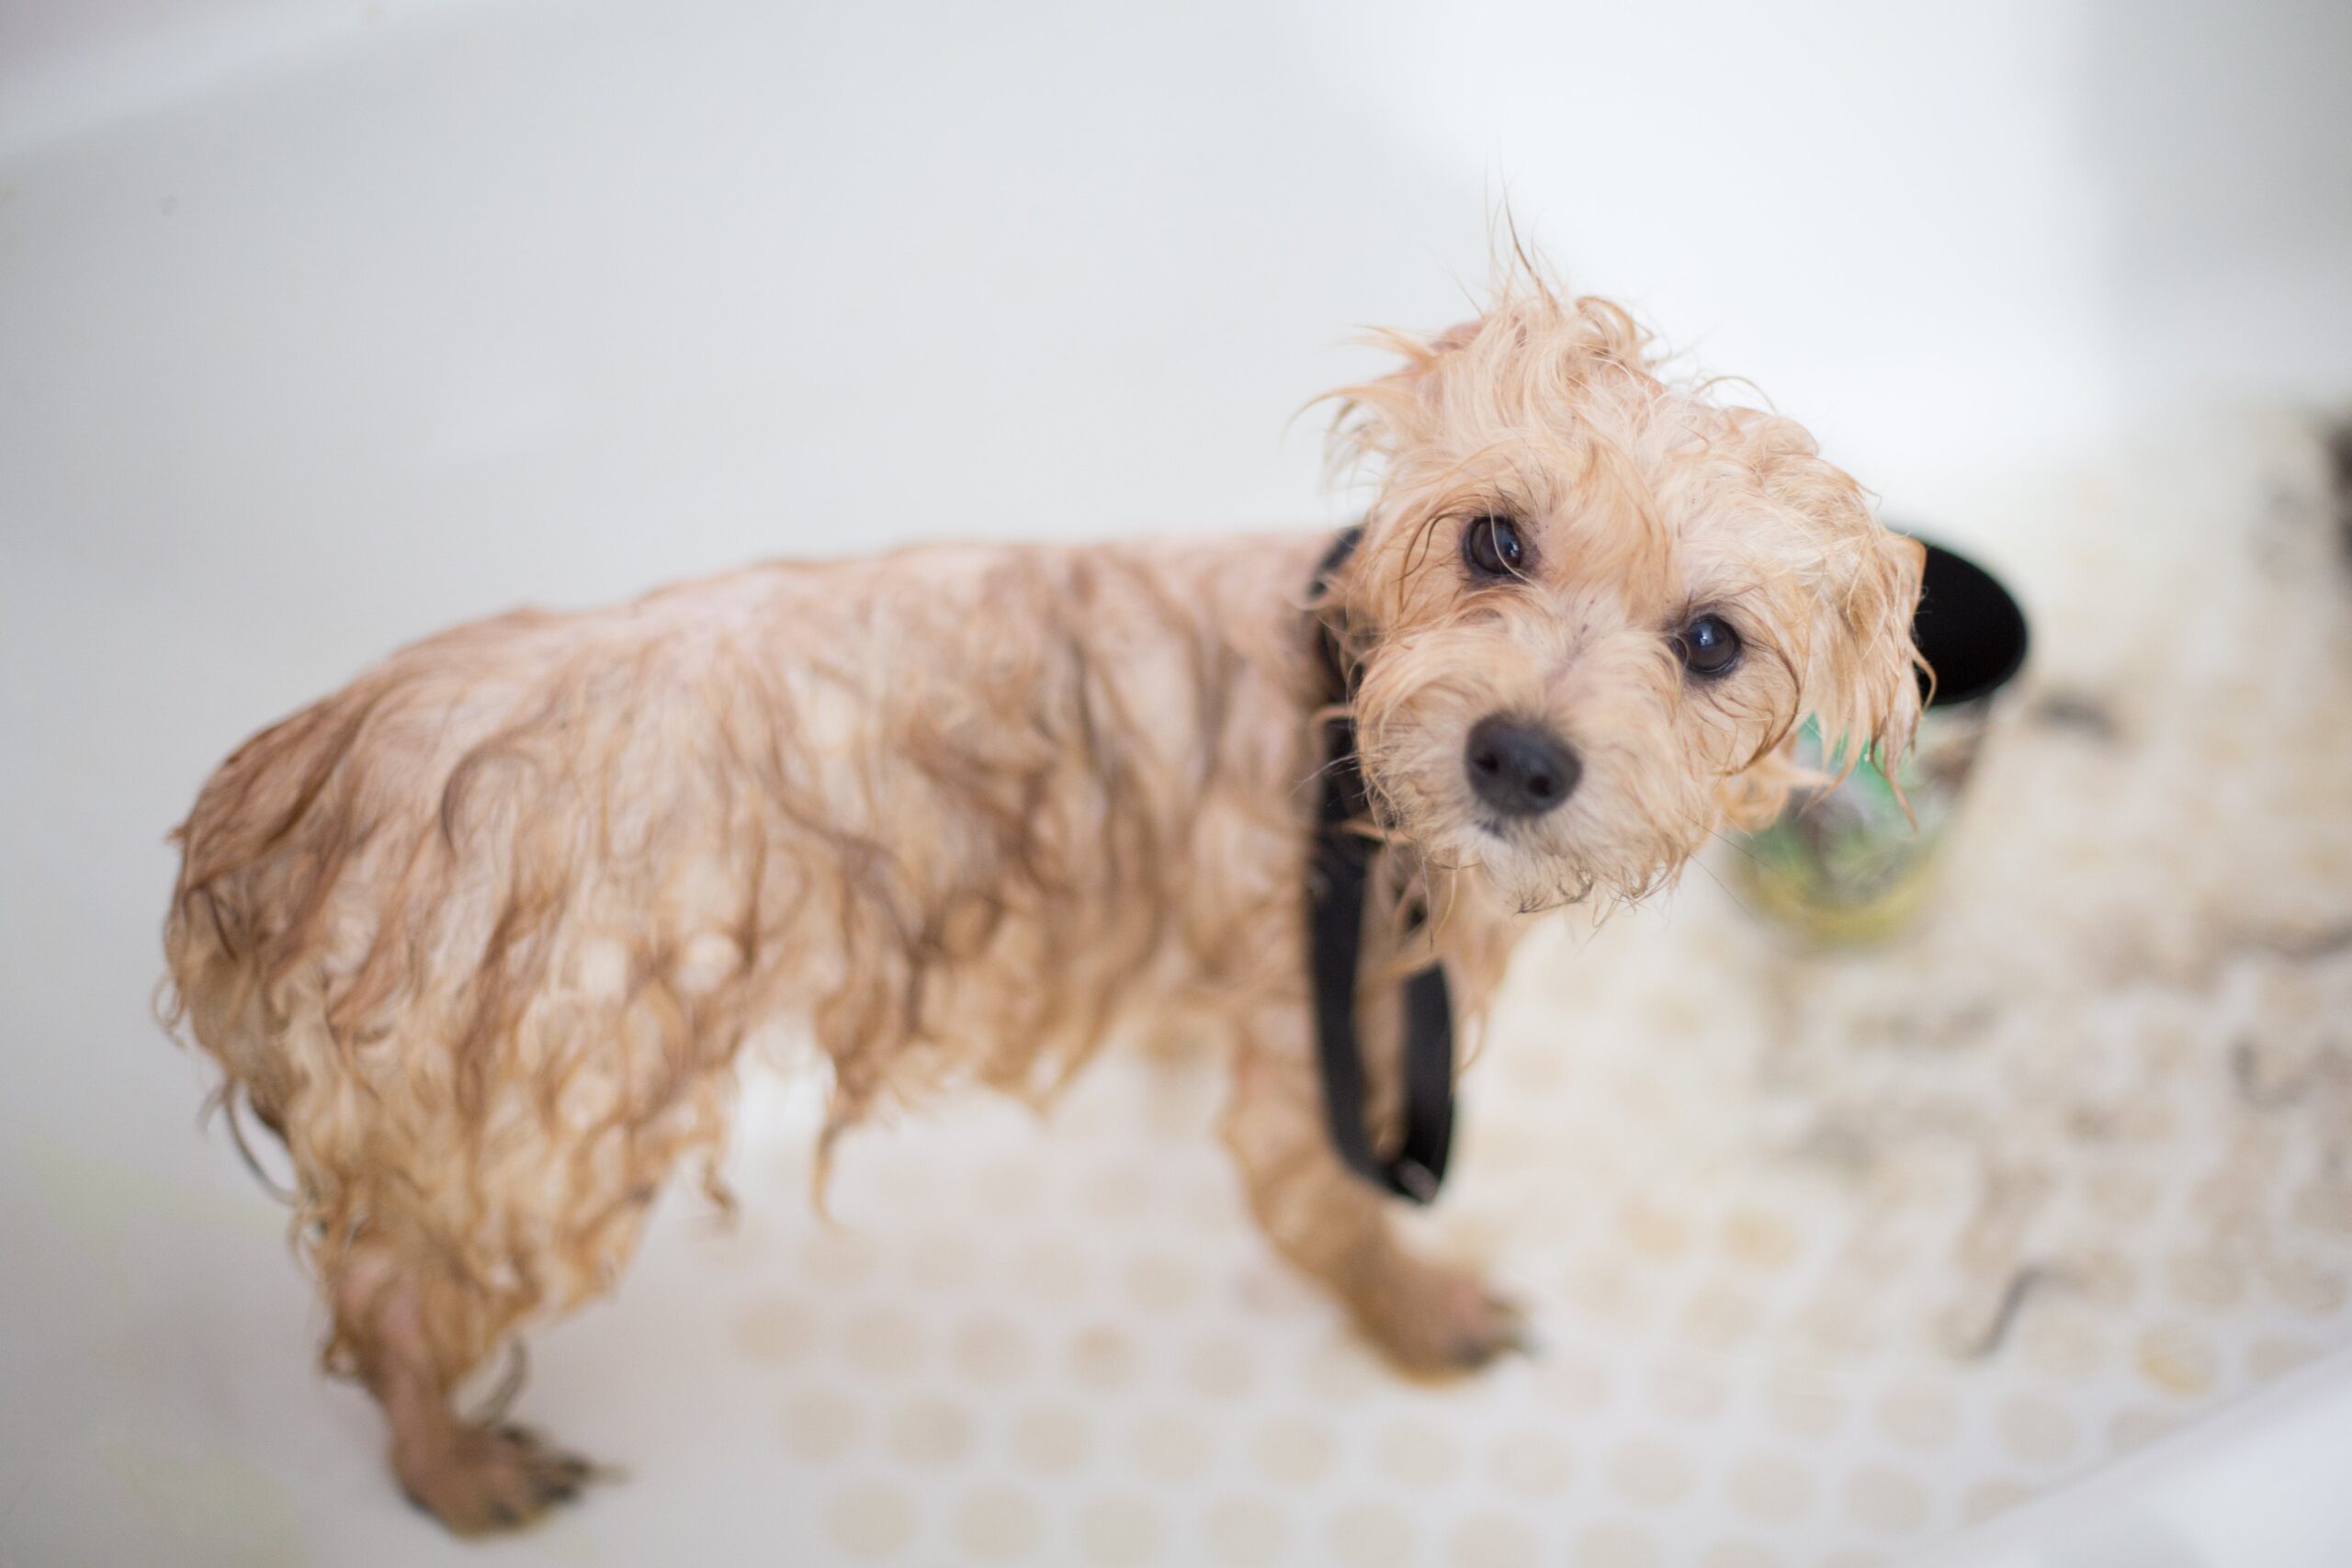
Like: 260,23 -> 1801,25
1712,521 -> 1920,829
1809,525 -> 1928,784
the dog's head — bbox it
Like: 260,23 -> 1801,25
1322,277 -> 1924,914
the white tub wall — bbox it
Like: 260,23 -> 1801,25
5,1 -> 2348,599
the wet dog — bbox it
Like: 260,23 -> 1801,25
164,264 -> 1923,1531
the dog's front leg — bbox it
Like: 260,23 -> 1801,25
1220,1021 -> 1526,1374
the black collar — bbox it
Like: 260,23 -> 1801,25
1306,525 -> 1456,1205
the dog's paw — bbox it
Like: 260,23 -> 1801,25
398,1422 -> 598,1536
1348,1257 -> 1536,1378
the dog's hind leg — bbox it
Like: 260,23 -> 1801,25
330,1240 -> 594,1535
1221,1025 -> 1528,1375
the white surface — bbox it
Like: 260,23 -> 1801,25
1922,1353 -> 2352,1568
5,3 -> 2352,1565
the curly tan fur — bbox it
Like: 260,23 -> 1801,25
162,263 -> 1922,1533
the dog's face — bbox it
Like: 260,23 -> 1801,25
1328,287 -> 1925,913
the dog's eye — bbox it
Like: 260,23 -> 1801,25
1462,515 -> 1527,580
1677,614 -> 1742,677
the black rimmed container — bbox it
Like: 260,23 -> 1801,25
1735,537 -> 2030,942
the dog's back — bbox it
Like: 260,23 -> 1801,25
160,540 -> 1322,1427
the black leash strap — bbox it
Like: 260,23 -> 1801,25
1306,526 -> 1456,1205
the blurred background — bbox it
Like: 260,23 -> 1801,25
3,2 -> 2348,1565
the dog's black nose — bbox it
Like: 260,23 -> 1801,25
1464,716 -> 1578,818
